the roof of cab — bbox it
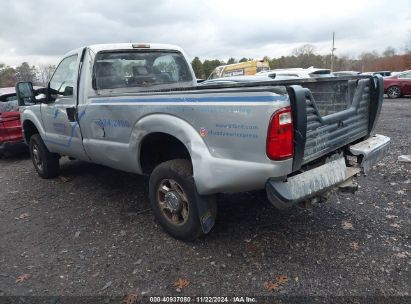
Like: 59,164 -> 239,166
63,43 -> 184,58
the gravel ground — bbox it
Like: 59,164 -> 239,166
0,98 -> 409,300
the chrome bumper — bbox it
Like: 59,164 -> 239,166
348,134 -> 391,174
266,134 -> 391,209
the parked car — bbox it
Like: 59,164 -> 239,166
333,71 -> 361,76
200,74 -> 300,86
0,87 -> 26,156
383,70 -> 411,98
375,71 -> 392,77
202,67 -> 334,86
16,43 -> 390,240
362,71 -> 392,77
256,67 -> 334,79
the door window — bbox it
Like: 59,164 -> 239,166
49,55 -> 78,100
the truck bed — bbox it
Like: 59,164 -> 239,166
96,75 -> 382,173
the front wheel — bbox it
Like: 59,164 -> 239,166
29,134 -> 60,178
149,159 -> 216,241
387,86 -> 401,99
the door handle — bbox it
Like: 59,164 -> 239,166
66,107 -> 76,122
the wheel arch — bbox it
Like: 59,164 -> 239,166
22,119 -> 40,144
130,114 -> 211,176
139,132 -> 192,174
21,108 -> 46,144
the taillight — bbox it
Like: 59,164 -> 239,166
266,106 -> 294,160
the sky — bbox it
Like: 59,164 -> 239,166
0,0 -> 410,66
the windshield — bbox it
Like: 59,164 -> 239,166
93,50 -> 193,90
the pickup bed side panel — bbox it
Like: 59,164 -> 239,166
78,92 -> 293,194
132,114 -> 293,194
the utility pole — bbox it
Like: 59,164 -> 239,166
330,32 -> 336,71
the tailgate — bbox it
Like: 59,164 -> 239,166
287,76 -> 383,171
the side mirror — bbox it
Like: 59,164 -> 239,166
15,82 -> 36,106
63,86 -> 74,96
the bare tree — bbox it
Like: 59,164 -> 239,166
290,44 -> 320,68
37,64 -> 56,86
358,52 -> 379,71
292,44 -> 316,57
15,62 -> 37,83
383,46 -> 396,57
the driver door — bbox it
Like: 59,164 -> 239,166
41,53 -> 88,160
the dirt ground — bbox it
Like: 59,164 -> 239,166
0,98 -> 410,300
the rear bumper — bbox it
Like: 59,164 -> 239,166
348,134 -> 391,174
266,134 -> 390,208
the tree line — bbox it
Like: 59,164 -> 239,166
1,44 -> 410,87
191,45 -> 411,79
0,62 -> 56,88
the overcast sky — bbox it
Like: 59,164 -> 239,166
0,0 -> 410,66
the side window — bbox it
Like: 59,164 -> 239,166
49,55 -> 78,100
152,54 -> 191,82
153,55 -> 179,82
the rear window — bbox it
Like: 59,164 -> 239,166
93,50 -> 193,90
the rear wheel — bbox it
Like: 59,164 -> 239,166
387,86 -> 401,99
149,159 -> 216,241
29,134 -> 60,178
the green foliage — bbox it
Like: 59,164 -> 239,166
239,57 -> 248,63
202,59 -> 223,78
15,62 -> 37,83
0,64 -> 17,87
227,57 -> 237,64
191,57 -> 204,79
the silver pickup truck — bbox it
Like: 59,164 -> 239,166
16,43 -> 390,240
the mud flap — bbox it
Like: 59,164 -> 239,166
195,194 -> 216,234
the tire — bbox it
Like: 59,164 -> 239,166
149,159 -> 216,241
29,134 -> 60,178
387,86 -> 401,99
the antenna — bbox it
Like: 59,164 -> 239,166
331,32 -> 336,71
